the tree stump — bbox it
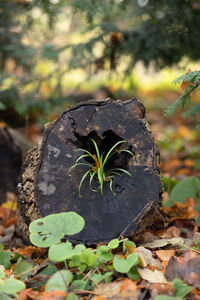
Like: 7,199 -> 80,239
0,127 -> 22,203
18,98 -> 163,244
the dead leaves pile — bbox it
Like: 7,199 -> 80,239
0,196 -> 199,299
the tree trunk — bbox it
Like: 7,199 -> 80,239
18,98 -> 163,244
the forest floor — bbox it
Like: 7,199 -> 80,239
0,91 -> 200,300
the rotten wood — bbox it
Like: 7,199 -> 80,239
18,98 -> 163,244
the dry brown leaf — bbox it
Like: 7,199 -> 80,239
136,247 -> 162,269
165,256 -> 200,288
17,246 -> 44,258
155,250 -> 175,262
18,288 -> 40,300
137,268 -> 168,283
142,237 -> 184,249
40,290 -> 66,300
93,279 -> 140,299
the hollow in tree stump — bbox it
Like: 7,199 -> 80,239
18,98 -> 163,244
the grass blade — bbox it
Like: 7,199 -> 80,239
103,141 -> 126,166
78,169 -> 92,196
89,171 -> 97,192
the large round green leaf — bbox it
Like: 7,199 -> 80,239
29,212 -> 85,247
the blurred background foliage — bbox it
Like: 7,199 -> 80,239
0,0 -> 200,128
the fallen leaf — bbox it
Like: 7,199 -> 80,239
162,226 -> 180,239
165,256 -> 200,288
137,268 -> 168,283
2,201 -> 17,211
136,247 -> 162,269
142,237 -> 184,249
17,246 -> 44,259
120,279 -> 137,291
18,288 -> 40,300
149,282 -> 173,298
93,279 -> 140,299
41,290 -> 66,300
155,250 -> 175,262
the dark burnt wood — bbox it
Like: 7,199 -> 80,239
18,98 -> 163,244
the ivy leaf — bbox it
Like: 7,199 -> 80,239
107,239 -> 119,249
0,279 -> 26,295
29,212 -> 85,247
48,242 -> 74,262
113,253 -> 139,273
45,270 -> 73,292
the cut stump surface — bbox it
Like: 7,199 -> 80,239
18,98 -> 163,244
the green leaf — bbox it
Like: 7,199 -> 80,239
91,272 -> 113,284
73,244 -> 86,255
97,246 -> 113,262
70,279 -> 86,290
0,279 -> 26,295
80,249 -> 98,266
0,270 -> 5,280
48,242 -> 74,262
108,239 -> 119,249
38,265 -> 57,276
169,177 -> 200,204
167,177 -> 200,225
0,251 -> 12,270
155,296 -> 181,300
127,267 -> 140,280
29,212 -> 85,247
0,102 -> 6,110
123,240 -> 136,253
113,253 -> 139,273
173,278 -> 193,298
45,270 -> 73,292
15,260 -> 33,280
162,176 -> 179,193
0,292 -> 13,300
66,293 -> 79,300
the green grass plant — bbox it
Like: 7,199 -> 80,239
68,139 -> 134,196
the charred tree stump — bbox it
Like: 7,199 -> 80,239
18,99 -> 163,244
0,127 -> 22,203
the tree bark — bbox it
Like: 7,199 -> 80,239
18,98 -> 163,244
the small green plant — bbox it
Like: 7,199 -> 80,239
28,214 -> 140,295
69,139 -> 134,196
29,212 -> 85,248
